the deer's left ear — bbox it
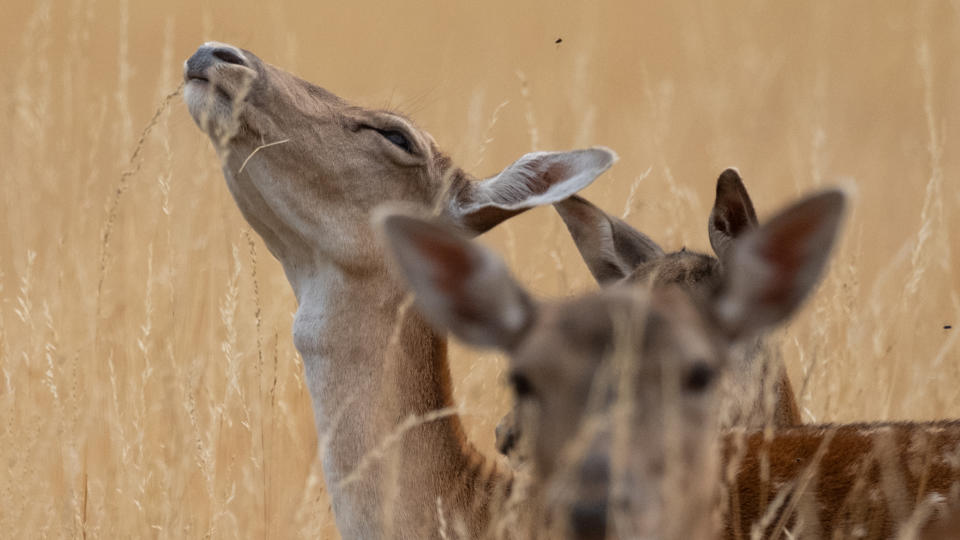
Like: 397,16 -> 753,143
378,212 -> 537,351
555,195 -> 664,285
715,189 -> 846,340
708,168 -> 758,261
449,148 -> 617,235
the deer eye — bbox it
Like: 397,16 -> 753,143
377,129 -> 413,153
509,372 -> 535,398
684,362 -> 715,393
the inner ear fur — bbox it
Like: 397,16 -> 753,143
555,195 -> 664,285
709,168 -> 759,261
451,147 -> 617,235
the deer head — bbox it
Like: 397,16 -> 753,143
183,42 -> 616,282
380,188 -> 846,539
494,169 -> 795,459
182,42 -> 617,539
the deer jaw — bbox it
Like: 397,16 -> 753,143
183,42 -> 616,540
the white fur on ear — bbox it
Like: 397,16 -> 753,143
451,147 -> 618,234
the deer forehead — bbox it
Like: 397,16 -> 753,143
628,250 -> 721,292
515,288 -> 717,382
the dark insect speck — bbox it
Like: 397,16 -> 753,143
555,38 -> 563,44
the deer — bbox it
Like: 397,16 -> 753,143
182,41 -> 617,539
381,188 -> 847,538
384,192 -> 960,539
495,169 -> 801,460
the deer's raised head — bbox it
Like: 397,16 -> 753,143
183,42 -> 616,277
183,43 -> 617,538
380,188 -> 845,539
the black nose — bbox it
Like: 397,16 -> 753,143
184,43 -> 247,81
569,500 -> 608,539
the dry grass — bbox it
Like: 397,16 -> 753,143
1,1 -> 958,538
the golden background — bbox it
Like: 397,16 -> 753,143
1,1 -> 958,537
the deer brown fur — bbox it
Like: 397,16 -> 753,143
382,188 -> 847,539
389,185 -> 960,538
723,421 -> 960,539
554,170 -> 802,430
496,170 -> 801,459
182,41 -> 616,539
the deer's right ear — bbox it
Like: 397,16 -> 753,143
715,189 -> 846,339
379,213 -> 535,350
450,147 -> 617,235
708,168 -> 758,261
555,195 -> 664,285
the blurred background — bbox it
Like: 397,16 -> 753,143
1,1 -> 958,537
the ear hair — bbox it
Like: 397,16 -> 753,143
715,188 -> 847,338
708,168 -> 759,261
451,147 -> 617,235
555,195 -> 664,284
377,210 -> 536,350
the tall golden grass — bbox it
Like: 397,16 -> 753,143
1,1 -> 957,537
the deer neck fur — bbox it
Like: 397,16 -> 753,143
216,150 -> 506,539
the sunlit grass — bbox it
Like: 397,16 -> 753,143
0,1 -> 958,538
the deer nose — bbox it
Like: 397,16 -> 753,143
569,499 -> 608,539
567,453 -> 611,538
183,42 -> 247,82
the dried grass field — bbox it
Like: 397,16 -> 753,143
1,1 -> 959,538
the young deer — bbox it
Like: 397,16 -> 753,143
182,42 -> 616,539
496,170 -> 800,458
386,193 -> 960,539
381,189 -> 847,539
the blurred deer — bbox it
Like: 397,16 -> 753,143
496,170 -> 800,459
724,420 -> 960,539
387,190 -> 960,539
182,41 -> 616,539
381,189 -> 846,539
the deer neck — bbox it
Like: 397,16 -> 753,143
215,146 -> 506,537
717,337 -> 800,429
287,255 -> 506,539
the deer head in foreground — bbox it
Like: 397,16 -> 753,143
183,42 -> 616,539
496,169 -> 802,459
381,188 -> 846,539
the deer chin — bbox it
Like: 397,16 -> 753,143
183,70 -> 258,141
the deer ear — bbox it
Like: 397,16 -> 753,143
451,147 -> 617,235
555,195 -> 664,285
378,213 -> 535,350
715,189 -> 846,339
708,168 -> 758,261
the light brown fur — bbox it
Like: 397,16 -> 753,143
557,169 -> 802,430
382,188 -> 846,538
413,185 -> 960,538
182,42 -> 615,539
496,171 -> 802,459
